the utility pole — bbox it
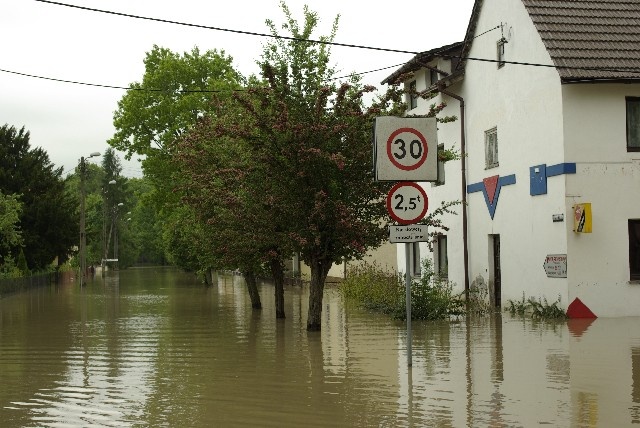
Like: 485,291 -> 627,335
79,151 -> 101,286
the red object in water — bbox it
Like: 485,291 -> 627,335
566,297 -> 597,319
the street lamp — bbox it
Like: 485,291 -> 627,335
114,202 -> 124,271
102,179 -> 117,276
79,151 -> 101,286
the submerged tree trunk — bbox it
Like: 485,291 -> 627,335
270,259 -> 286,319
306,257 -> 331,331
244,270 -> 262,310
204,267 -> 213,286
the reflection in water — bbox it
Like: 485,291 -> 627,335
1,268 -> 640,426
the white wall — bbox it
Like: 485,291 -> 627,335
459,0 -> 571,306
562,84 -> 640,316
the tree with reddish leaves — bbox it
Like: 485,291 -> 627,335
173,3 -> 392,330
174,2 -> 460,330
173,119 -> 295,314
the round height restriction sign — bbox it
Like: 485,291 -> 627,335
386,182 -> 429,225
386,127 -> 428,171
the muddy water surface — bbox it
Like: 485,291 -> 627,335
1,267 -> 639,427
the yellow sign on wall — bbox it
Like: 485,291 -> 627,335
573,203 -> 592,233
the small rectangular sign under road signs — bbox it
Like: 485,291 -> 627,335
389,225 -> 428,243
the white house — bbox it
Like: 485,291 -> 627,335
382,0 -> 640,317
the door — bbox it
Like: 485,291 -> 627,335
492,234 -> 502,308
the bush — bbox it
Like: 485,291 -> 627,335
405,258 -> 465,320
0,255 -> 22,279
507,293 -> 568,320
340,259 -> 465,321
340,261 -> 402,315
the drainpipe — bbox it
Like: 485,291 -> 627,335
437,84 -> 470,298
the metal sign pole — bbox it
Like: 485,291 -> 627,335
405,242 -> 412,367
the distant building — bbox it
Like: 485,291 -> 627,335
382,0 -> 640,317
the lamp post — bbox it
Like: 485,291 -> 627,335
102,180 -> 116,276
79,151 -> 101,286
114,202 -> 124,270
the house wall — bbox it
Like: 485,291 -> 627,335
562,84 -> 640,316
457,0 -> 570,306
400,0 -> 577,308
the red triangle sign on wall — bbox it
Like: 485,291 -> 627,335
483,175 -> 499,203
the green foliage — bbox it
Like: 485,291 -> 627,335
0,255 -> 21,279
16,248 -> 29,275
405,258 -> 465,320
0,191 -> 23,260
340,259 -> 465,321
0,124 -> 77,269
108,44 -> 243,273
507,293 -> 568,320
340,261 -> 403,314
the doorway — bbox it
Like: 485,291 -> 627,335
490,234 -> 502,308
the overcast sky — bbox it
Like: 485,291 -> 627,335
0,0 -> 474,178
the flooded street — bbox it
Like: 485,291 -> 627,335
1,267 -> 640,427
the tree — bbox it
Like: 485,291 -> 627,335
177,3 -> 460,331
0,124 -> 77,270
174,124 -> 295,312
173,4 -> 391,330
108,45 -> 243,207
0,191 -> 22,263
126,177 -> 166,265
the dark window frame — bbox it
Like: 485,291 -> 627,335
630,219 -> 640,281
437,235 -> 448,279
626,97 -> 640,152
429,69 -> 439,86
434,143 -> 445,186
409,80 -> 418,110
412,242 -> 421,276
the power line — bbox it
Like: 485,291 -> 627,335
9,2 -> 640,88
0,68 -> 246,92
34,0 -> 420,56
4,51 -> 640,94
0,63 -> 410,90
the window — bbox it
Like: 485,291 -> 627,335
434,144 -> 445,186
429,69 -> 439,86
409,80 -> 418,110
485,127 -> 499,169
497,38 -> 506,68
412,242 -> 421,276
626,97 -> 640,151
630,220 -> 640,281
436,235 -> 448,278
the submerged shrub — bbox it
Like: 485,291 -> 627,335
405,258 -> 465,321
340,261 -> 402,315
340,259 -> 465,321
507,293 -> 567,320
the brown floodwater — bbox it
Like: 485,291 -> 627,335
1,267 -> 639,427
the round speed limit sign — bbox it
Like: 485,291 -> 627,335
386,182 -> 429,225
387,127 -> 428,171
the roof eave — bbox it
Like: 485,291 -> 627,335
381,42 -> 464,85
